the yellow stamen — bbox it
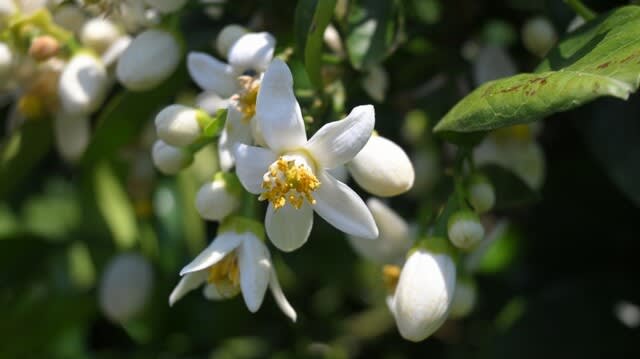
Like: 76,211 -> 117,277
382,265 -> 401,294
234,76 -> 260,123
259,157 -> 320,210
207,252 -> 241,289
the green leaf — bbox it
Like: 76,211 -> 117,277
435,5 -> 640,134
0,119 -> 52,199
346,0 -> 402,70
294,0 -> 337,89
481,164 -> 539,209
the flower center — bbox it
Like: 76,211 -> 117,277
234,76 -> 260,123
382,265 -> 401,294
207,251 -> 241,298
259,155 -> 320,210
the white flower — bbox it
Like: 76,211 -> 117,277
388,248 -> 456,342
187,32 -> 275,98
195,172 -> 242,221
447,210 -> 484,250
234,59 -> 378,252
169,219 -> 296,321
347,135 -> 415,197
99,253 -> 154,323
151,140 -> 193,174
54,112 -> 90,162
472,45 -> 517,86
348,198 -> 412,264
155,104 -> 205,147
80,18 -> 122,55
449,278 -> 477,319
58,53 -> 109,116
116,29 -> 181,91
522,16 -> 557,57
216,24 -> 248,58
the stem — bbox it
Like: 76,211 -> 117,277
564,0 -> 597,21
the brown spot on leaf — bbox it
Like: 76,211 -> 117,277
597,62 -> 611,69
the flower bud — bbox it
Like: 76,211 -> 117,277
155,104 -> 205,147
447,210 -> 484,250
449,278 -> 477,319
522,16 -> 557,57
54,113 -> 90,162
195,172 -> 242,221
348,198 -> 412,264
348,135 -> 415,197
145,0 -> 188,13
152,140 -> 193,174
323,24 -> 344,57
361,65 -> 388,102
81,18 -> 121,54
391,249 -> 456,342
216,24 -> 248,58
28,35 -> 60,61
116,29 -> 181,91
58,53 -> 109,116
0,42 -> 14,79
99,253 -> 153,323
468,174 -> 495,213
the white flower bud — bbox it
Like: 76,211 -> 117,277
392,249 -> 456,342
468,175 -> 495,214
152,140 -> 193,174
323,24 -> 344,57
522,16 -> 557,57
0,42 -> 14,79
449,278 -> 477,319
362,65 -> 389,102
99,253 -> 153,323
145,0 -> 187,13
81,18 -> 121,54
447,210 -> 485,250
54,113 -> 90,162
53,5 -> 87,34
58,53 -> 109,116
348,198 -> 412,264
473,45 -> 517,86
195,172 -> 242,221
348,135 -> 415,197
155,104 -> 204,147
116,29 -> 181,91
216,24 -> 248,58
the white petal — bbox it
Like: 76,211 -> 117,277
265,202 -> 313,252
269,267 -> 297,322
195,90 -> 229,115
179,232 -> 244,275
217,128 -> 234,172
217,105 -> 253,171
237,234 -> 271,312
101,35 -> 132,68
394,250 -> 456,342
347,198 -> 412,264
227,32 -> 275,73
255,59 -> 307,153
306,105 -> 375,169
169,270 -> 207,306
234,144 -> 277,194
313,171 -> 378,239
187,52 -> 238,97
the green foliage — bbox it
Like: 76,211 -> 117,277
435,6 -> 640,134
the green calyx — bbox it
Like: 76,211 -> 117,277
219,216 -> 266,241
413,236 -> 455,257
213,171 -> 243,197
196,108 -> 226,138
6,9 -> 73,54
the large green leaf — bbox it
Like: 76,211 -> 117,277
346,0 -> 402,70
294,0 -> 337,90
434,5 -> 640,134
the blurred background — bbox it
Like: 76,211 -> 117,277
1,0 -> 639,358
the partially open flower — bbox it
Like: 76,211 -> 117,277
58,53 -> 109,116
388,244 -> 456,342
169,218 -> 296,321
348,135 -> 415,197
